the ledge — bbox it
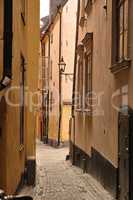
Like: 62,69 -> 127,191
75,108 -> 84,113
75,108 -> 92,116
110,59 -> 131,74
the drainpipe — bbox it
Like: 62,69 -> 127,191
0,0 -> 13,91
46,33 -> 51,144
71,0 -> 80,163
58,7 -> 62,146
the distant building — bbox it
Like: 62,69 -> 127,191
40,0 -> 77,146
49,0 -> 68,21
40,16 -> 49,35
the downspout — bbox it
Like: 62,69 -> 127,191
46,33 -> 51,144
71,0 -> 80,163
72,0 -> 80,117
58,8 -> 62,146
0,0 -> 13,91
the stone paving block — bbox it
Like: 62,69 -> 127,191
20,142 -> 115,200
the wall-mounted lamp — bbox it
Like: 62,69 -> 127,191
58,56 -> 66,73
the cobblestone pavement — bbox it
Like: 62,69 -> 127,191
21,141 -> 115,200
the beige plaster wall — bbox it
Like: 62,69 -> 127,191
73,0 -> 133,168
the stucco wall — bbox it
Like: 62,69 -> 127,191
61,105 -> 71,142
61,0 -> 77,103
73,0 -> 133,168
0,0 -> 39,194
25,0 -> 40,158
48,14 -> 60,142
47,1 -> 77,143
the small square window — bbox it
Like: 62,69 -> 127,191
51,34 -> 53,44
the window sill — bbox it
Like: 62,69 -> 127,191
110,59 -> 131,74
75,108 -> 84,113
63,101 -> 72,106
75,108 -> 92,115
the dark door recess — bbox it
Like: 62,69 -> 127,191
118,106 -> 133,200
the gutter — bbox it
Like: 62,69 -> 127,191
71,0 -> 80,163
71,0 -> 80,117
0,0 -> 13,91
46,33 -> 51,144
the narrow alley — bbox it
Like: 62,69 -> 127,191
1,0 -> 133,199
21,142 -> 114,200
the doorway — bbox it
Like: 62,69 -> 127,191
118,106 -> 133,200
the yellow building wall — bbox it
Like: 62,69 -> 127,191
45,1 -> 77,145
0,0 -> 39,194
48,15 -> 60,143
61,105 -> 71,142
62,0 -> 77,103
0,0 -> 6,183
25,0 -> 40,158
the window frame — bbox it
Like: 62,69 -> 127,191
75,44 -> 84,111
84,51 -> 93,111
82,33 -> 93,113
111,0 -> 131,74
75,33 -> 93,114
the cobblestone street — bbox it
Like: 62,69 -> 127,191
21,141 -> 115,200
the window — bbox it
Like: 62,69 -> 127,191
50,92 -> 53,112
21,0 -> 26,25
20,55 -> 25,145
66,5 -> 68,13
76,45 -> 84,109
85,0 -> 92,14
77,58 -> 83,109
84,52 -> 92,110
50,60 -> 53,80
83,33 -> 93,111
117,0 -> 128,61
111,0 -> 131,73
51,33 -> 53,44
66,40 -> 68,47
75,34 -> 93,113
